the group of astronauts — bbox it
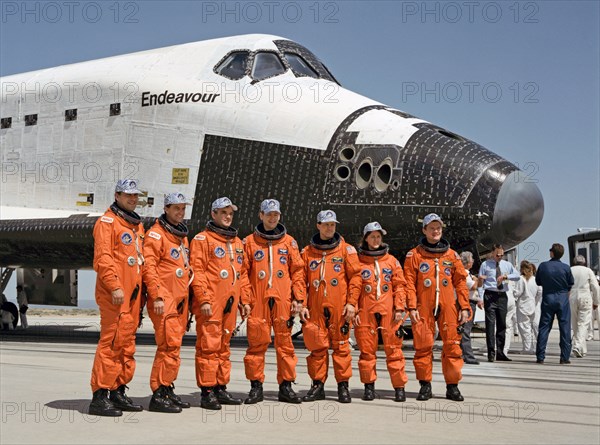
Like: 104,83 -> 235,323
88,179 -> 470,417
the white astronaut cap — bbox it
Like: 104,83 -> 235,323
212,197 -> 238,211
115,179 -> 141,194
164,192 -> 191,206
422,213 -> 444,227
317,210 -> 339,224
260,199 -> 281,214
363,221 -> 387,235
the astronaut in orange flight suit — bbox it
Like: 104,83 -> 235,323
143,192 -> 194,413
404,213 -> 471,402
348,222 -> 409,403
242,199 -> 306,404
299,210 -> 361,404
89,179 -> 145,417
189,197 -> 252,410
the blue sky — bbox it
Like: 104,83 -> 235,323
1,1 -> 598,303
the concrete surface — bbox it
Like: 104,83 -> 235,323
1,316 -> 599,444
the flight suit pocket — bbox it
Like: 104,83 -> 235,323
200,320 -> 222,353
412,319 -> 434,350
113,312 -> 136,349
355,325 -> 377,353
164,313 -> 184,350
247,317 -> 272,347
302,321 -> 329,351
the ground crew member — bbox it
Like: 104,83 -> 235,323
349,222 -> 408,402
404,213 -> 470,402
190,197 -> 251,410
143,193 -> 194,413
242,199 -> 305,404
300,210 -> 361,403
16,285 -> 28,329
89,179 -> 145,417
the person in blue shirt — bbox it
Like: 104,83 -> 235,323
535,243 -> 574,364
478,244 -> 520,362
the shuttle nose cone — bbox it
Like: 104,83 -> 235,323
491,170 -> 544,247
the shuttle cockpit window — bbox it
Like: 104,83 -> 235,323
215,51 -> 249,80
284,52 -> 319,79
251,52 -> 286,81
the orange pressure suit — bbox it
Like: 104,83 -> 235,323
91,205 -> 144,392
143,217 -> 192,392
190,222 -> 251,388
403,239 -> 470,384
301,233 -> 361,383
243,223 -> 306,384
348,245 -> 408,388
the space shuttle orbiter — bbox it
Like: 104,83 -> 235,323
0,34 -> 543,305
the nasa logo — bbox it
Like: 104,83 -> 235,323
121,232 -> 133,245
280,256 -> 287,265
361,270 -> 372,280
444,268 -> 452,276
237,255 -> 243,264
384,275 -> 391,282
333,264 -> 342,273
215,247 -> 226,258
419,262 -> 430,273
309,260 -> 319,271
254,250 -> 265,261
170,248 -> 180,260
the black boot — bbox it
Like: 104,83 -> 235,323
446,384 -> 464,401
278,381 -> 302,404
167,384 -> 190,409
416,381 -> 432,401
337,381 -> 351,403
214,385 -> 243,405
394,387 -> 406,402
109,385 -> 143,411
362,383 -> 375,401
302,380 -> 325,402
245,380 -> 264,404
200,387 -> 222,410
149,386 -> 182,413
89,389 -> 122,417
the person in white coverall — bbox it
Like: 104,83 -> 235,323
513,261 -> 542,354
570,256 -> 600,357
503,280 -> 518,356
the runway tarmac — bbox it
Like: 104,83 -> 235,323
1,316 -> 599,444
